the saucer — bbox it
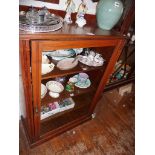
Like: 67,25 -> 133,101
75,79 -> 91,88
71,73 -> 91,89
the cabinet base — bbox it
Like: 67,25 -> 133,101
21,114 -> 92,148
20,116 -> 34,146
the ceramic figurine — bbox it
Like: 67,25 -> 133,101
64,0 -> 76,24
65,81 -> 75,92
76,0 -> 88,27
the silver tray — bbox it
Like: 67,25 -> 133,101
19,14 -> 63,32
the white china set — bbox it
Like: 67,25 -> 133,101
42,49 -> 105,75
41,49 -> 105,99
78,50 -> 105,67
41,72 -> 91,99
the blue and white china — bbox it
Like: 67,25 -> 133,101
71,73 -> 91,89
45,49 -> 75,60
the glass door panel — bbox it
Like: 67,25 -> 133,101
39,46 -> 115,136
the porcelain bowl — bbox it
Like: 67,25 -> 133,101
42,63 -> 55,75
57,58 -> 78,70
41,84 -> 47,99
46,81 -> 64,93
49,91 -> 60,98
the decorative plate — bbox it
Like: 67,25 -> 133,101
41,84 -> 47,99
57,58 -> 78,70
45,49 -> 75,60
46,81 -> 64,93
75,79 -> 91,89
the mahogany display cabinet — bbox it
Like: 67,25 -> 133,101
19,22 -> 126,147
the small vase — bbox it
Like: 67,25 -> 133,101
96,0 -> 124,30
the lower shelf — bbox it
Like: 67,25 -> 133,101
41,97 -> 75,120
40,94 -> 92,136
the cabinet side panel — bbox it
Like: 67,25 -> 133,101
19,40 -> 34,142
31,41 -> 42,140
19,75 -> 26,118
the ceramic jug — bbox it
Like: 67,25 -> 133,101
96,0 -> 123,30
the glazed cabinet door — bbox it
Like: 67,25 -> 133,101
31,39 -> 125,141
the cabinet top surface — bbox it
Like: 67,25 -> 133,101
19,23 -> 125,40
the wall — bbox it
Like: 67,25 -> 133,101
19,0 -> 97,15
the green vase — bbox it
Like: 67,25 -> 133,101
96,0 -> 123,30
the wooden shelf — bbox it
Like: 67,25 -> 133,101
42,62 -> 106,80
40,95 -> 92,135
41,81 -> 96,106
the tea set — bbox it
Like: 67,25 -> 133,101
78,50 -> 105,67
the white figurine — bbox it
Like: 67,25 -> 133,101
76,0 -> 88,27
64,0 -> 76,24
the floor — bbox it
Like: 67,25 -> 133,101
19,84 -> 135,155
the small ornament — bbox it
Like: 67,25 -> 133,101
43,106 -> 50,112
76,0 -> 88,27
65,81 -> 75,92
64,0 -> 76,24
48,102 -> 59,110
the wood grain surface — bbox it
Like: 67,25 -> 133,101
20,84 -> 135,155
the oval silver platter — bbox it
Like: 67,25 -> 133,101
19,14 -> 63,33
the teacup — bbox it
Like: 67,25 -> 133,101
78,73 -> 89,84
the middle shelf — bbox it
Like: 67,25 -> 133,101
41,70 -> 101,105
41,58 -> 106,80
41,81 -> 96,105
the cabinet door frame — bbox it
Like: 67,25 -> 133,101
31,38 -> 125,139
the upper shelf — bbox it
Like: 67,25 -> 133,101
42,62 -> 106,80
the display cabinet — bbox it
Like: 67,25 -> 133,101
20,17 -> 126,147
